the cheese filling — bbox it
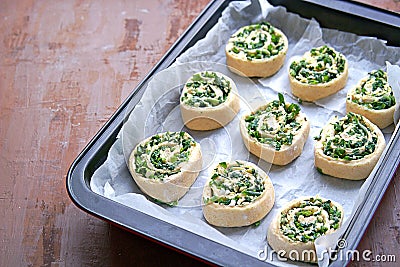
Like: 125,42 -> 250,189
134,132 -> 196,181
348,70 -> 395,110
244,93 -> 304,151
289,45 -> 346,84
204,161 -> 265,207
180,71 -> 231,108
317,112 -> 378,161
280,197 -> 342,243
226,22 -> 286,61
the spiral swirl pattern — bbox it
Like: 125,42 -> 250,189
180,71 -> 232,108
244,94 -> 303,151
319,112 -> 378,161
226,22 -> 286,61
348,70 -> 395,110
204,161 -> 266,207
279,197 -> 342,243
133,132 -> 196,181
289,45 -> 346,85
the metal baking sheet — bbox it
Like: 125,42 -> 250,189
66,0 -> 400,266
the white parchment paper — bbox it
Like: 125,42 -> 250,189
90,1 -> 400,266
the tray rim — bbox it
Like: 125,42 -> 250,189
66,0 -> 400,266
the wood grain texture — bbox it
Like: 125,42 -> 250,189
352,0 -> 400,13
0,1 -> 209,266
0,0 -> 399,266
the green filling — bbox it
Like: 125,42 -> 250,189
322,112 -> 377,160
350,69 -> 396,110
244,93 -> 302,151
280,197 -> 342,243
134,132 -> 195,181
316,167 -> 324,175
153,199 -> 178,207
289,45 -> 346,84
181,71 -> 231,107
204,161 -> 265,207
228,22 -> 285,60
253,221 -> 261,227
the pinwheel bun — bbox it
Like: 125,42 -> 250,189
225,22 -> 288,77
346,69 -> 396,129
202,160 -> 274,227
128,132 -> 202,203
267,196 -> 343,263
289,45 -> 348,101
240,94 -> 310,165
314,112 -> 385,180
180,71 -> 240,131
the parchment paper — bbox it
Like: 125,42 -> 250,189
90,1 -> 400,266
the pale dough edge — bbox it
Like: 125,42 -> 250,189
202,161 -> 275,227
346,98 -> 395,129
267,196 -> 344,263
239,111 -> 310,166
128,137 -> 203,203
314,115 -> 386,180
180,74 -> 240,131
225,28 -> 288,78
289,60 -> 349,102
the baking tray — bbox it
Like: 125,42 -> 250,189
66,0 -> 400,266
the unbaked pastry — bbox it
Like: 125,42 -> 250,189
180,71 -> 240,131
240,93 -> 310,165
225,22 -> 288,77
346,69 -> 396,129
267,196 -> 343,263
202,160 -> 274,227
289,45 -> 348,101
128,131 -> 202,203
314,112 -> 385,180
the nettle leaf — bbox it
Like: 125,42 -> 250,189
278,92 -> 285,106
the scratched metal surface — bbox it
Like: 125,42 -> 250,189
0,0 -> 398,266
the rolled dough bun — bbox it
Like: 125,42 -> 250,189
240,93 -> 310,165
202,160 -> 275,227
314,112 -> 385,180
128,131 -> 202,203
267,196 -> 343,263
225,22 -> 288,77
289,45 -> 348,101
180,71 -> 240,131
346,69 -> 396,129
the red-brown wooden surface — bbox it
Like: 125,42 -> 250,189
0,0 -> 399,266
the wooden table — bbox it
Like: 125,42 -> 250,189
1,1 -> 399,266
